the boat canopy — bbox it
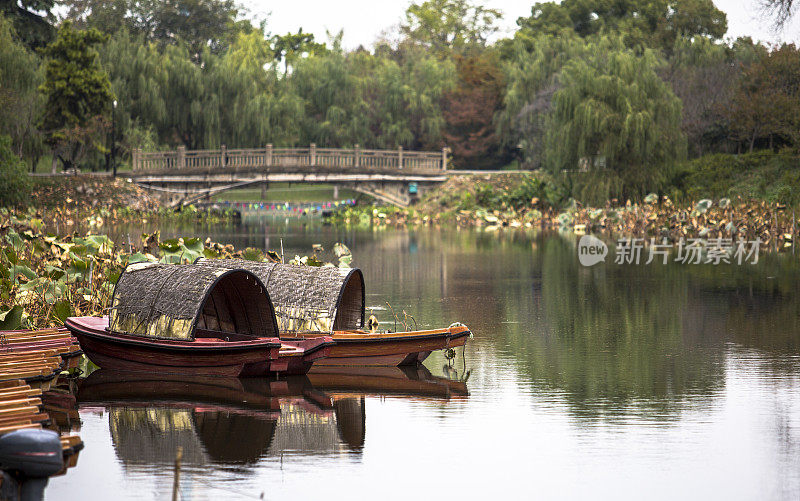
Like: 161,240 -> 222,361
196,259 -> 365,333
109,263 -> 279,340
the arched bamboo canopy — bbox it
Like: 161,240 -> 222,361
195,259 -> 365,333
109,262 -> 279,340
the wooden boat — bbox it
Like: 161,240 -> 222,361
64,264 -> 333,377
195,258 -> 472,366
280,325 -> 470,366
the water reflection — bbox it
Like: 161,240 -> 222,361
44,222 -> 800,499
75,366 -> 468,472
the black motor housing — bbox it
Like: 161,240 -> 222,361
0,429 -> 63,478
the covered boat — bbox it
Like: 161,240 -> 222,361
195,259 -> 471,366
64,263 -> 332,377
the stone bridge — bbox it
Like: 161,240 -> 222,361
129,144 -> 450,207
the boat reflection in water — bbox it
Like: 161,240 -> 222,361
75,366 -> 468,469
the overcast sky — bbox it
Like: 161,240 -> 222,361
242,0 -> 800,49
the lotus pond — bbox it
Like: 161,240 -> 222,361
9,215 -> 798,500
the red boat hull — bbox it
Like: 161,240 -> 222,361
64,317 -> 333,377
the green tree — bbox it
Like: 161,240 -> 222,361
61,0 -> 243,61
544,38 -> 686,201
516,0 -> 727,53
270,29 -> 326,75
60,0 -> 130,33
39,21 -> 113,171
727,44 -> 800,152
96,30 -> 167,157
495,32 -> 593,168
0,15 -> 44,167
288,44 -> 455,150
401,0 -> 501,54
209,30 -> 304,147
0,134 -> 32,205
0,0 -> 56,48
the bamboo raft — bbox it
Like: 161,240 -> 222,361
0,328 -> 84,474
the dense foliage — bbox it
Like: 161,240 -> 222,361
0,135 -> 32,206
1,0 -> 800,204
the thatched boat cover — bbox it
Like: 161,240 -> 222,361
195,258 -> 365,333
109,263 -> 278,340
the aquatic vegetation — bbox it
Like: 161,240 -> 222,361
0,212 -> 350,329
326,196 -> 798,251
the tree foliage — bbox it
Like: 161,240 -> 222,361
544,38 -> 686,201
61,0 -> 243,61
727,43 -> 800,152
401,0 -> 501,54
3,0 -> 800,202
38,21 -> 113,170
0,0 -> 56,48
442,50 -> 506,167
517,0 -> 727,53
0,15 -> 44,166
0,134 -> 32,206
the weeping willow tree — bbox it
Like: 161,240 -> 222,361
207,31 -> 303,147
495,31 -> 593,168
544,37 -> 686,203
288,45 -> 372,147
98,30 -> 167,155
0,15 -> 44,167
289,43 -> 455,149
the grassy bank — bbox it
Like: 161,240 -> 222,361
671,150 -> 800,205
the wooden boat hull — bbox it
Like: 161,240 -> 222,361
65,317 -> 285,377
280,325 -> 471,367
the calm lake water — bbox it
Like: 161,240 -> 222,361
48,217 -> 800,500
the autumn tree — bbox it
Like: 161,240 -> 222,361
441,50 -> 506,168
38,21 -> 113,171
661,37 -> 737,156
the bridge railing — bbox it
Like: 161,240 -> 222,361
132,144 -> 449,173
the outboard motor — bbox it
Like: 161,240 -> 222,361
0,429 -> 63,501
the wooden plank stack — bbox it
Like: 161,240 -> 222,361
0,328 -> 82,385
